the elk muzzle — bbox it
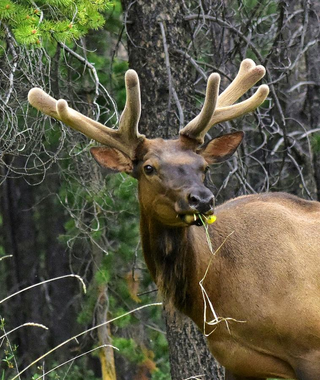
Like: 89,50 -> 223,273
188,190 -> 215,214
176,186 -> 215,226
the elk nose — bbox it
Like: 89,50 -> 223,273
187,191 -> 215,213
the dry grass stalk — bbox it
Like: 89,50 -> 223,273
0,274 -> 86,305
198,217 -> 245,336
11,302 -> 162,380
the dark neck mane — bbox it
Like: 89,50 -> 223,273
140,217 -> 196,312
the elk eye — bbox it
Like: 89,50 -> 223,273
144,165 -> 154,175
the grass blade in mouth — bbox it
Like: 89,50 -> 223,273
203,214 -> 217,224
183,213 -> 217,225
198,214 -> 213,252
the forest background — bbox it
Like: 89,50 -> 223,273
0,0 -> 319,379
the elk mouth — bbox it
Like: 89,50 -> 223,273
178,212 -> 215,227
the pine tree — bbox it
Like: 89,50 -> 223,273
0,0 -> 110,45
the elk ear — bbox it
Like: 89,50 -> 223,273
198,131 -> 244,164
90,147 -> 133,174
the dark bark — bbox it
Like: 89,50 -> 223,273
165,306 -> 225,380
0,158 -> 78,369
281,1 -> 317,199
121,0 -> 194,139
0,157 -> 47,365
306,1 -> 320,201
44,181 -> 78,357
121,0 -> 224,378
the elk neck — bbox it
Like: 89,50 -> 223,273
139,210 -> 215,319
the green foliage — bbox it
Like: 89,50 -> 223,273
151,362 -> 171,380
64,172 -> 169,378
113,307 -> 132,328
232,0 -> 278,59
0,0 -> 111,45
74,173 -> 141,326
0,319 -> 18,379
112,337 -> 145,363
94,266 -> 111,285
239,0 -> 276,14
31,361 -> 100,379
311,134 -> 320,153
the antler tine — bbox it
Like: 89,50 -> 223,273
210,84 -> 269,127
217,59 -> 266,107
28,70 -> 144,159
28,88 -> 118,145
179,73 -> 220,142
180,59 -> 269,143
118,69 -> 144,147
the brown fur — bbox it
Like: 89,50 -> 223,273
139,214 -> 196,313
141,190 -> 320,379
135,141 -> 320,380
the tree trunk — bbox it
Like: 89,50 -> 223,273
121,0 -> 224,378
305,1 -> 320,201
94,243 -> 117,380
44,175 -> 78,357
0,157 -> 78,370
121,0 -> 194,139
165,306 -> 225,380
0,157 -> 47,366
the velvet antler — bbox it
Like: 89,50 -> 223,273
28,70 -> 144,159
180,59 -> 269,143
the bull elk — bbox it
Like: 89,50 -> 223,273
28,59 -> 320,380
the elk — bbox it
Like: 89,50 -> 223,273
28,59 -> 320,380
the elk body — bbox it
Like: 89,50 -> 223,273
28,59 -> 320,380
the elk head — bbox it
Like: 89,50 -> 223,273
28,59 -> 269,228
